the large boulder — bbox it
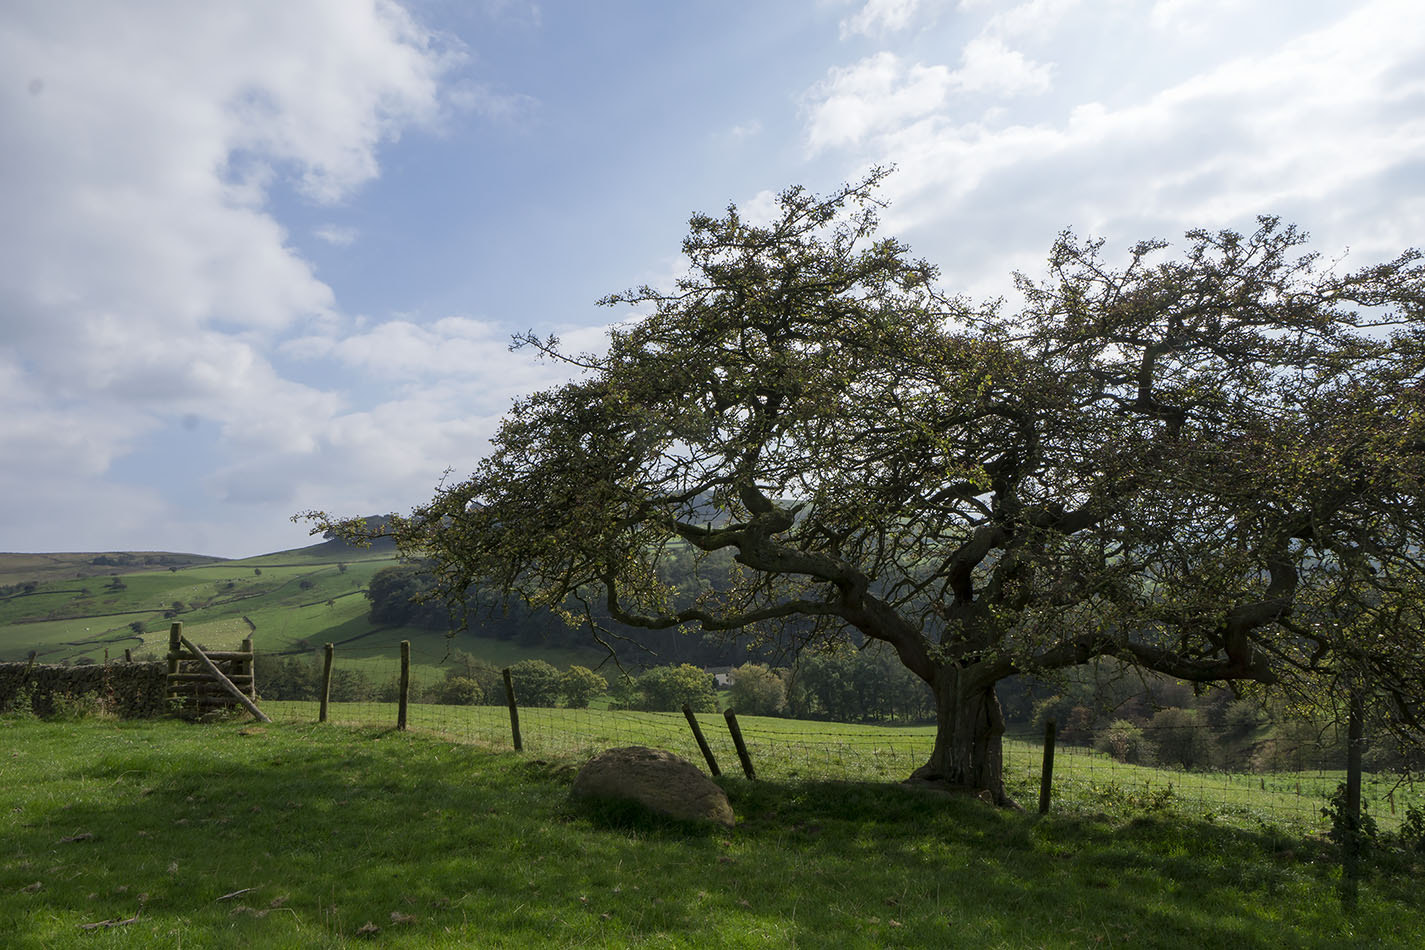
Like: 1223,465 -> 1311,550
571,746 -> 735,828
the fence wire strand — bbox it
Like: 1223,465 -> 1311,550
254,649 -> 1414,835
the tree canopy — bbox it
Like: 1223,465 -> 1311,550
312,170 -> 1425,800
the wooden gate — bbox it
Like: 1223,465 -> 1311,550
165,621 -> 269,721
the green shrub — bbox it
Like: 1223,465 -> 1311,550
1,681 -> 37,719
1222,698 -> 1267,739
1148,707 -> 1218,770
559,665 -> 606,708
432,675 -> 486,706
727,663 -> 787,716
1095,719 -> 1151,764
1400,803 -> 1425,854
1322,782 -> 1378,855
509,659 -> 561,707
328,669 -> 375,703
49,690 -> 111,722
618,664 -> 717,712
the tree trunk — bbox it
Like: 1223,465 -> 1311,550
909,665 -> 1008,804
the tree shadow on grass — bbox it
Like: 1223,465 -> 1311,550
4,723 -> 1423,949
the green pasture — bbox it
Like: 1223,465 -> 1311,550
3,717 -> 1422,949
260,701 -> 1415,837
0,548 -> 398,662
1,545 -> 608,679
0,551 -> 223,587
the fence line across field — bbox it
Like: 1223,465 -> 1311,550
254,643 -> 1410,836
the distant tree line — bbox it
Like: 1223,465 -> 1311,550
359,564 -> 1422,762
88,553 -> 198,568
363,562 -> 761,669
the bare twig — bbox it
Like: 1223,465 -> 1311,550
79,913 -> 141,931
217,887 -> 256,902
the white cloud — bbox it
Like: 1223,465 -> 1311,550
841,0 -> 922,38
729,119 -> 763,139
984,0 -> 1083,41
481,0 -> 543,27
286,317 -> 513,380
314,225 -> 359,246
805,52 -> 953,150
446,80 -> 539,122
803,0 -> 1425,300
0,0 -> 453,553
804,34 -> 1051,152
952,36 -> 1053,96
741,189 -> 783,227
1149,0 -> 1241,33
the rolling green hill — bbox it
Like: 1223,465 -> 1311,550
0,550 -> 224,587
0,542 -> 607,677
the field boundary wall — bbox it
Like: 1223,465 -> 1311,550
0,660 -> 167,718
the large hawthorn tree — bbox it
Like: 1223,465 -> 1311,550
313,172 -> 1425,801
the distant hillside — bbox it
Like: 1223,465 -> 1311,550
0,533 -> 606,677
0,551 -> 226,587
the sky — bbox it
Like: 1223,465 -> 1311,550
2,0 -> 1423,558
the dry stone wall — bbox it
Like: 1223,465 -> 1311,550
0,661 -> 168,718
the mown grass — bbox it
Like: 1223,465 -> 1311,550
2,716 -> 1423,949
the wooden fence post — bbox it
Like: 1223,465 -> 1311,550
502,667 -> 523,751
319,643 -> 334,723
683,704 -> 720,777
724,708 -> 755,780
397,640 -> 410,731
1343,690 -> 1365,899
1039,719 -> 1057,815
165,623 -> 182,710
167,621 -> 182,675
240,638 -> 254,699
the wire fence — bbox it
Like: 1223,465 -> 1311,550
248,644 -> 1421,837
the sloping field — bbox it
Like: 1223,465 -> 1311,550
0,544 -> 606,676
0,551 -> 224,586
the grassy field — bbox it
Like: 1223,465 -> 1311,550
0,545 -> 606,678
261,700 -> 1417,838
0,552 -> 224,587
2,715 -> 1422,949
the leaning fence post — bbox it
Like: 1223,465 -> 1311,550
397,640 -> 410,731
683,704 -> 721,777
502,667 -> 523,751
319,643 -> 334,723
724,708 -> 755,780
1039,719 -> 1057,815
